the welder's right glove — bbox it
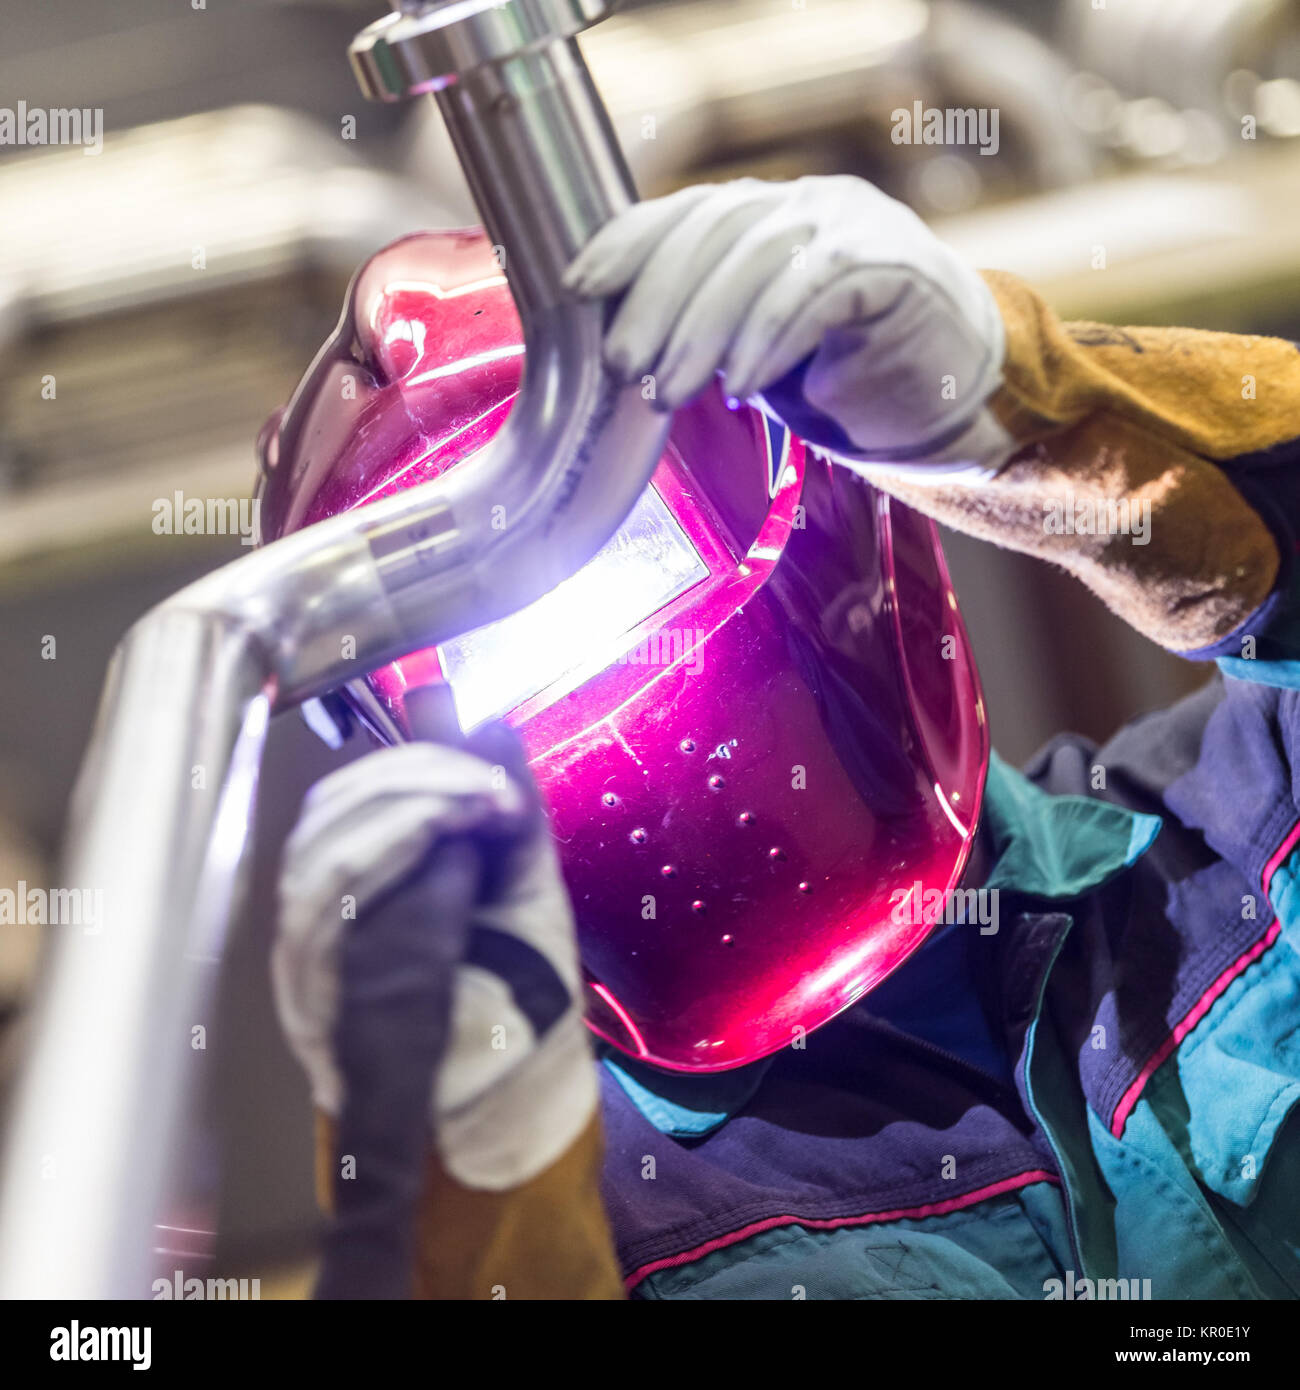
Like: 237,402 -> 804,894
274,730 -> 622,1300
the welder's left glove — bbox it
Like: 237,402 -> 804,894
564,175 -> 1011,476
569,174 -> 1292,657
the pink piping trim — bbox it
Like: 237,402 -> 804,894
1109,919 -> 1284,1138
622,1169 -> 1060,1291
1262,818 -> 1300,897
1109,817 -> 1299,1138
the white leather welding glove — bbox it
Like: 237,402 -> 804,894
564,175 -> 1012,479
273,738 -> 597,1191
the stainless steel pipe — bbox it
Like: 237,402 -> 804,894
0,0 -> 667,1297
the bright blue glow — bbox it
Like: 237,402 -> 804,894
438,486 -> 706,730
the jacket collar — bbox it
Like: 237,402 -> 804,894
603,751 -> 1162,1136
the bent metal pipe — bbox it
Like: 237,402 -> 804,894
0,0 -> 669,1298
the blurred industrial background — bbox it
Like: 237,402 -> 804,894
3,0 -> 1300,1289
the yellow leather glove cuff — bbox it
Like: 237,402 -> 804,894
315,1110 -> 625,1301
876,272 -> 1290,653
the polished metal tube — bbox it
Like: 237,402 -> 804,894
0,618 -> 270,1298
0,0 -> 667,1296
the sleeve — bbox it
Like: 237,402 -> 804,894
982,270 -> 1300,467
874,271 -> 1300,658
315,1109 -> 626,1300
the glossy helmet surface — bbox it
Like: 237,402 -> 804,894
259,229 -> 989,1072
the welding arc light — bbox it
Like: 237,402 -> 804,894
439,485 -> 707,730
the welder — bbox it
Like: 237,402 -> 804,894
267,174 -> 1300,1299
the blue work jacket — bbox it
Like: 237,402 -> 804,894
598,664 -> 1300,1299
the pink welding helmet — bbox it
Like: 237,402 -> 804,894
258,229 -> 989,1074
